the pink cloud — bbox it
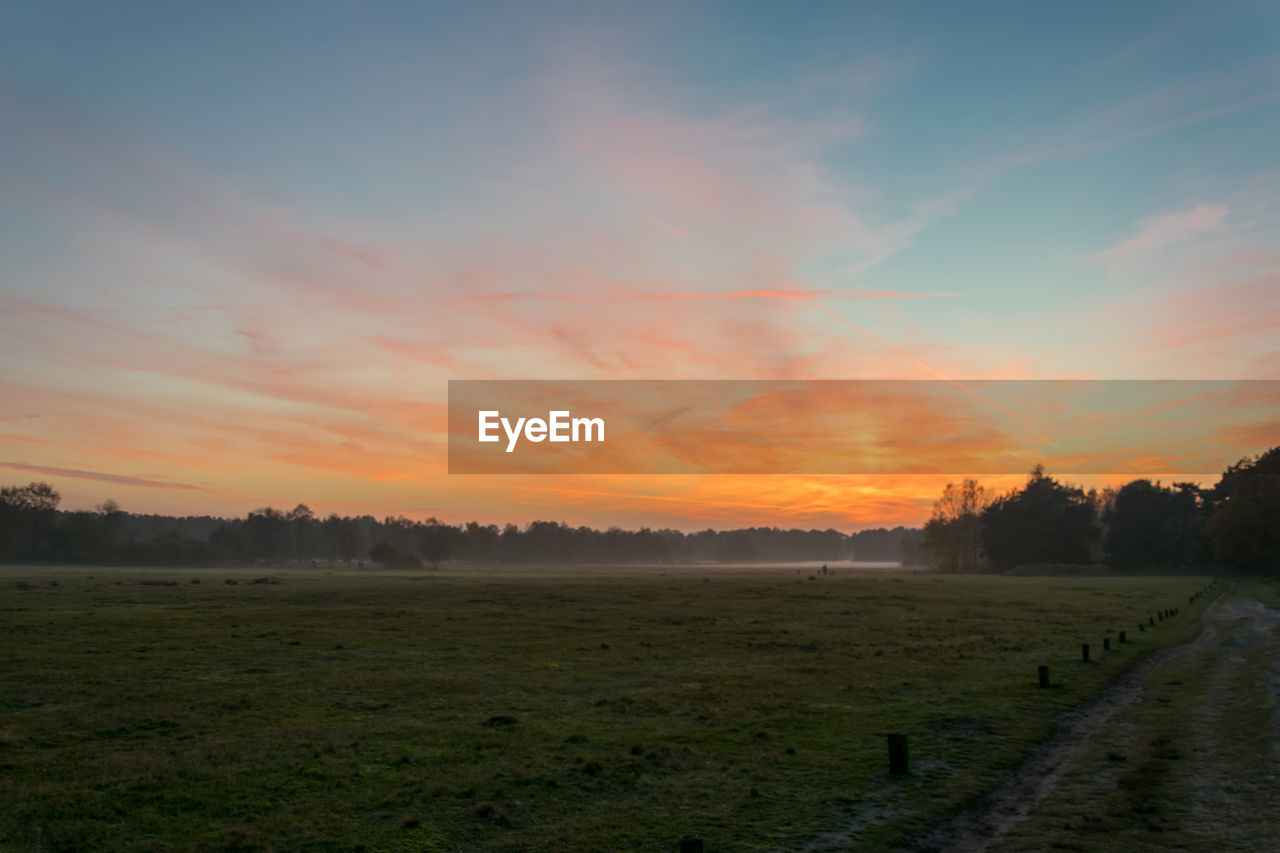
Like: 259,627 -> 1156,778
644,214 -> 688,239
1091,203 -> 1229,273
1143,271 -> 1280,351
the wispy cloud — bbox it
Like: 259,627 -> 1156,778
0,461 -> 213,491
644,214 -> 688,239
460,288 -> 959,303
1091,203 -> 1230,273
1143,270 -> 1280,352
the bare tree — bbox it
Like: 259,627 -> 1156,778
921,479 -> 989,571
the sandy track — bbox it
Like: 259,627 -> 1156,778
909,598 -> 1230,853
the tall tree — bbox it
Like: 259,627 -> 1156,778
1203,446 -> 1280,572
244,507 -> 287,562
981,466 -> 1098,571
1103,479 -> 1205,569
921,479 -> 988,571
287,504 -> 315,562
0,482 -> 60,560
419,519 -> 453,569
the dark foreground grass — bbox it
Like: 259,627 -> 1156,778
0,566 -> 1206,852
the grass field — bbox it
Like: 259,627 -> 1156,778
0,566 -> 1208,852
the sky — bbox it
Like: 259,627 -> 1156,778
1,0 -> 1278,530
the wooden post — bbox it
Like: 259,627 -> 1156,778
1104,637 -> 1111,651
679,833 -> 704,853
1082,643 -> 1090,662
1119,630 -> 1127,643
887,733 -> 909,774
1038,665 -> 1050,688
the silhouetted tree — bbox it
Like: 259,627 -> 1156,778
0,482 -> 60,560
1104,480 -> 1210,569
244,507 -> 287,562
286,504 -> 315,562
982,466 -> 1099,571
714,530 -> 759,562
57,510 -> 110,562
461,521 -> 499,561
1104,479 -> 1169,569
1203,446 -> 1280,572
210,521 -> 250,563
898,528 -> 925,567
0,480 -> 937,569
847,527 -> 917,563
1167,482 -> 1211,567
419,519 -> 453,569
339,516 -> 360,562
921,479 -> 989,571
97,499 -> 125,539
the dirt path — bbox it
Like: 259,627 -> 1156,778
909,597 -> 1232,853
910,591 -> 1280,853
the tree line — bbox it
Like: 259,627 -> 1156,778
0,487 -> 919,567
920,445 -> 1280,573
7,444 -> 1270,572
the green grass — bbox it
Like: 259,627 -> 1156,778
0,566 -> 1208,852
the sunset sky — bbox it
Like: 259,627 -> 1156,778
1,1 -> 1278,530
